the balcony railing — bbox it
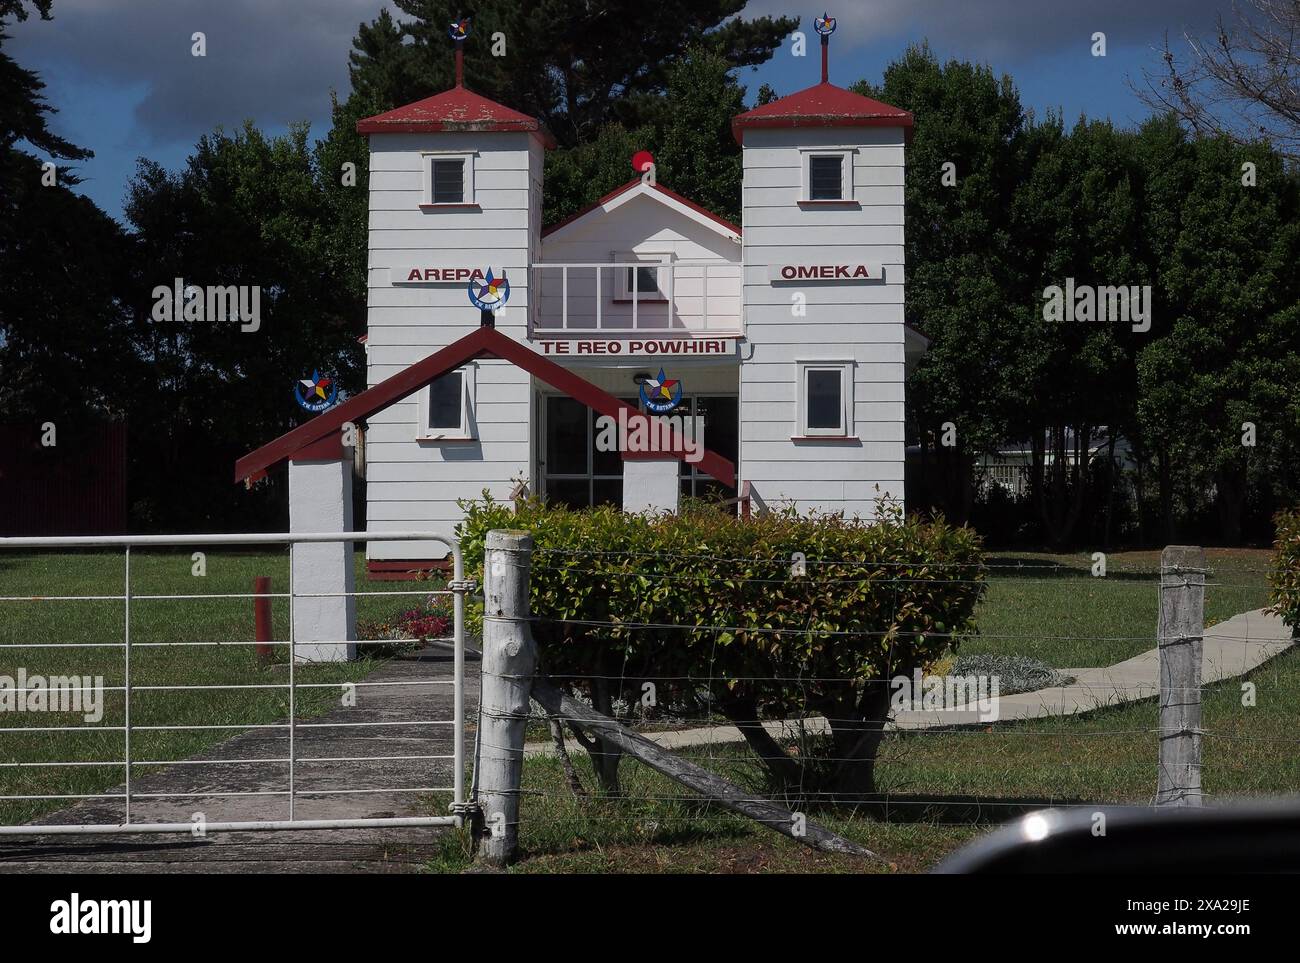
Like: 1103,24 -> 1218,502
530,260 -> 742,337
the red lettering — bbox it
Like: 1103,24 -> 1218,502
781,265 -> 797,280
854,265 -> 870,278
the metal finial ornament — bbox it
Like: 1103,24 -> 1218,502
448,17 -> 471,42
814,13 -> 836,36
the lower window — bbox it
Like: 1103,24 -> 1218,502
541,394 -> 739,508
796,361 -> 853,437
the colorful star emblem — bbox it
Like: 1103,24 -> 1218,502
300,371 -> 332,401
644,368 -> 679,403
468,268 -> 510,312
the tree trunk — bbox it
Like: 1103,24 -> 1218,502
1158,447 -> 1175,543
1215,465 -> 1246,545
586,675 -> 624,795
1104,431 -> 1118,548
826,682 -> 895,803
719,698 -> 804,788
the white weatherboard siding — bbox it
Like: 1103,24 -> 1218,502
365,132 -> 541,560
739,126 -> 907,518
537,193 -> 741,335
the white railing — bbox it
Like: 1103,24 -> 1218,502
531,260 -> 743,337
0,530 -> 470,836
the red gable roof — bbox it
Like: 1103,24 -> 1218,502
235,326 -> 735,488
732,82 -> 913,144
357,87 -> 556,147
541,178 -> 741,239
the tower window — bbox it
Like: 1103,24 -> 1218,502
800,149 -> 854,203
809,156 -> 843,200
431,160 -> 464,203
421,151 -> 477,207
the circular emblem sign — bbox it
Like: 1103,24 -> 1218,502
468,268 -> 510,312
295,371 -> 338,413
814,14 -> 837,36
638,367 -> 683,414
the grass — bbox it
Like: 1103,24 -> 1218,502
419,547 -> 1293,873
423,645 -> 1300,873
1,546 -> 1287,872
961,548 -> 1273,667
0,548 -> 414,824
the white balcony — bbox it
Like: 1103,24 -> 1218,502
530,260 -> 743,338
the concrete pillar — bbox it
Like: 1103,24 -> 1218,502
623,458 -> 680,514
288,457 -> 356,662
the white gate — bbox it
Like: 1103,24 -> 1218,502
0,531 -> 472,836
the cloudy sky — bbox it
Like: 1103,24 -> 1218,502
9,0 -> 1229,222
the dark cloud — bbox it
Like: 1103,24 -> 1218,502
7,0 -> 1234,148
8,0 -> 393,145
743,0 -> 1230,61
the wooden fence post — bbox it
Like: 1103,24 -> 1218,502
474,529 -> 537,866
253,576 -> 273,665
1157,545 -> 1206,807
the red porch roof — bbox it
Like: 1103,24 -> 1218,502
235,326 -> 735,488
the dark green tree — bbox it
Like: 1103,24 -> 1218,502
342,1 -> 795,148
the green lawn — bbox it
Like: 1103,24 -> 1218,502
960,549 -> 1273,667
1,546 -> 1287,873
422,547 -> 1293,873
0,548 -> 411,824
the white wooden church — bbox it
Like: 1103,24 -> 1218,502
239,17 -> 919,602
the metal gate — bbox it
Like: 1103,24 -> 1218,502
0,531 -> 472,836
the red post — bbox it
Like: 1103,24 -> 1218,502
254,576 -> 273,664
821,34 -> 829,83
455,46 -> 464,87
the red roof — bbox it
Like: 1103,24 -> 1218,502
357,86 -> 556,147
541,178 -> 741,239
235,326 -> 735,488
732,82 -> 913,144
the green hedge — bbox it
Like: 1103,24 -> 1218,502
457,496 -> 987,796
1268,510 -> 1300,631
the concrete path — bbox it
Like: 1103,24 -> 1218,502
0,646 -> 479,874
523,607 -> 1294,757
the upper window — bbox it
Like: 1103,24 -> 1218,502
418,366 -> 476,440
615,254 -> 669,301
801,149 -> 853,203
808,155 -> 843,200
796,361 -> 854,437
422,152 -> 476,207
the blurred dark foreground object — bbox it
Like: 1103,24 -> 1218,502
934,802 -> 1300,873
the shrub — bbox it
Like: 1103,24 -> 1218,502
1267,509 -> 1300,632
457,494 -> 987,798
357,592 -> 454,656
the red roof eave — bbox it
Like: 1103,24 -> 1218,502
730,82 -> 914,145
542,179 -> 741,239
236,327 -> 735,488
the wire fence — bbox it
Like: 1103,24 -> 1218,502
487,544 -> 1296,854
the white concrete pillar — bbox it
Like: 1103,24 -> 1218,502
288,457 -> 356,662
623,458 -> 680,514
